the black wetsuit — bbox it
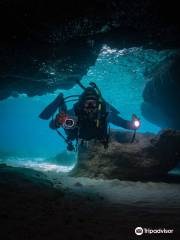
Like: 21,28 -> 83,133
40,84 -> 136,148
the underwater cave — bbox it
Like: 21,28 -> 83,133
0,1 -> 180,239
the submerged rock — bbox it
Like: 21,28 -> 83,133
0,1 -> 180,100
142,53 -> 180,129
71,129 -> 180,180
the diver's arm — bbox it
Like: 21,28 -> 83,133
108,113 -> 140,130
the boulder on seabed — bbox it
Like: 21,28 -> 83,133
71,129 -> 180,180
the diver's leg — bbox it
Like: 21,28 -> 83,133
59,95 -> 67,113
39,93 -> 64,120
49,119 -> 55,129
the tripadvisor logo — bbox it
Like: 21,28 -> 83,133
135,227 -> 143,235
135,227 -> 174,235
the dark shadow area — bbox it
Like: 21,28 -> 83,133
0,1 -> 180,239
0,164 -> 180,240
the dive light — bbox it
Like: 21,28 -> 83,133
132,114 -> 140,129
134,119 -> 140,128
130,114 -> 140,143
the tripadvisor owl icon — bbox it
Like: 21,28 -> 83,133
135,227 -> 143,235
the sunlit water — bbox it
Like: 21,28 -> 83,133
0,45 -> 175,172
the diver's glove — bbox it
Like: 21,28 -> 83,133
131,114 -> 140,130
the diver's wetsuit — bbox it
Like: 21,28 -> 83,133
40,82 -> 139,150
49,91 -> 135,132
108,112 -> 134,130
74,106 -> 108,140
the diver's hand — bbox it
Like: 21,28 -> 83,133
131,114 -> 140,130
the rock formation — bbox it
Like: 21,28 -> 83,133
142,53 -> 180,129
0,0 -> 180,99
71,129 -> 180,180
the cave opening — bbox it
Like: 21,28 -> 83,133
0,1 -> 180,239
0,44 -> 178,173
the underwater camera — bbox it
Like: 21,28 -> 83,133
63,118 -> 75,129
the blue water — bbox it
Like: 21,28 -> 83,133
0,45 -> 175,161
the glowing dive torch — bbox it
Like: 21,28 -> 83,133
132,114 -> 140,129
131,114 -> 140,143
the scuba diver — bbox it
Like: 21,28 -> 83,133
39,81 -> 140,151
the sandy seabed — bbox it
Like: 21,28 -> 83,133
0,164 -> 180,240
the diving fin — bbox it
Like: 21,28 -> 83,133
39,93 -> 64,120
